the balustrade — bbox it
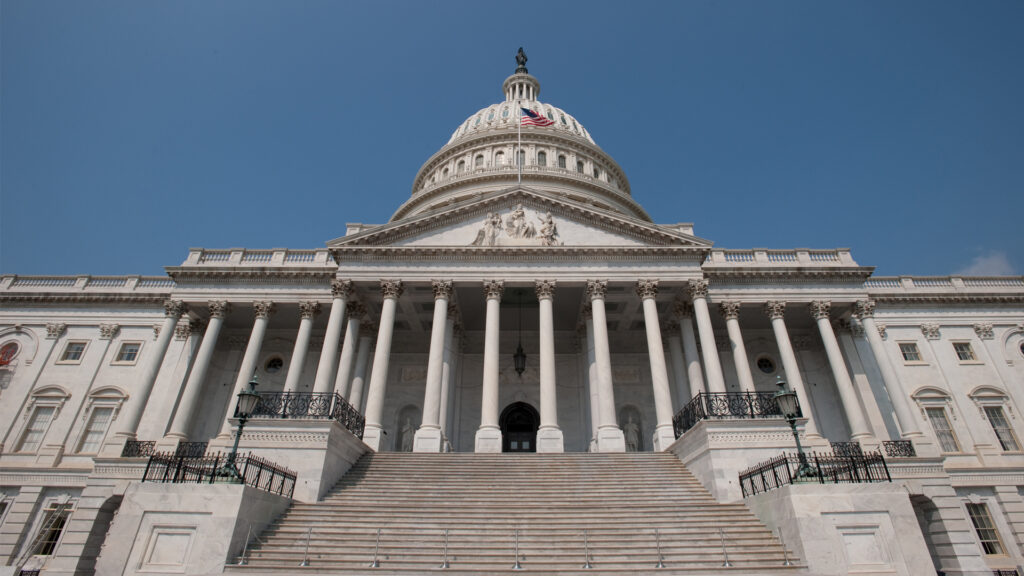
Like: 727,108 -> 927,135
672,392 -> 797,438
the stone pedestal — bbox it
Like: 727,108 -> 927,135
596,426 -> 626,453
474,426 -> 502,453
651,424 -> 677,452
361,424 -> 384,452
412,426 -> 444,453
536,426 -> 564,453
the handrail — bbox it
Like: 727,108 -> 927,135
673,392 -> 797,438
142,451 -> 296,498
246,391 -> 365,439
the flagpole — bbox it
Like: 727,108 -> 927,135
517,105 -> 522,186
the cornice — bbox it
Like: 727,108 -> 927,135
0,293 -> 169,305
331,245 -> 709,264
871,295 -> 1024,305
703,267 -> 875,284
166,268 -> 336,285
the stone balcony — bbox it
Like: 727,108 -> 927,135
865,275 -> 1024,302
703,248 -> 860,268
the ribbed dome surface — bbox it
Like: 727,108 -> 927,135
447,100 -> 596,146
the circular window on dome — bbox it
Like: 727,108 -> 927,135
756,355 -> 776,375
0,342 -> 19,366
264,356 -> 284,374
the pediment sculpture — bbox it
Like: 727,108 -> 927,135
470,203 -> 563,247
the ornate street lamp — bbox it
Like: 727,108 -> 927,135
215,376 -> 261,482
773,376 -> 816,480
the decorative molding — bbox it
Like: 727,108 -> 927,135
298,301 -> 322,319
98,324 -> 120,340
877,323 -> 888,340
346,301 -> 366,319
153,324 -> 162,340
580,303 -> 593,319
447,303 -> 459,321
853,299 -> 875,319
635,279 -> 658,300
664,320 -> 680,337
586,280 -> 607,301
253,300 -> 276,319
673,301 -> 693,319
808,300 -> 831,320
482,280 -> 505,300
973,323 -> 994,340
835,319 -> 852,334
432,280 -> 454,300
791,335 -> 813,351
535,280 -> 556,300
380,280 -> 404,299
330,245 -> 708,264
764,301 -> 786,320
208,300 -> 231,319
45,323 -> 67,339
331,279 -> 354,299
718,301 -> 740,320
226,335 -> 248,349
686,279 -> 709,299
164,299 -> 186,318
850,320 -> 866,337
921,323 -> 941,340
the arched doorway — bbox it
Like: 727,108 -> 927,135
500,402 -> 539,453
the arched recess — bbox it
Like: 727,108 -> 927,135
394,405 -> 420,452
619,405 -> 644,452
73,494 -> 123,576
500,402 -> 538,453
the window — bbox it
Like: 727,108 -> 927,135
76,406 -> 114,453
495,151 -> 504,165
953,342 -> 977,362
899,342 -> 922,362
756,356 -> 776,374
576,160 -> 584,173
984,406 -> 1020,451
474,154 -> 483,168
557,155 -> 566,169
31,500 -> 75,556
593,167 -> 601,178
926,407 -> 960,453
537,151 -> 546,166
456,160 -> 465,173
114,342 -> 141,364
518,150 -> 525,166
442,167 -> 449,177
0,341 -> 19,365
17,406 -> 56,453
965,502 -> 1005,555
264,356 -> 284,374
59,341 -> 87,363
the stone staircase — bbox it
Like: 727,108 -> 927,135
228,452 -> 804,575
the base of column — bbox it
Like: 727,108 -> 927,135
98,432 -> 134,458
536,426 -> 564,453
412,426 -> 444,453
651,424 -> 677,452
474,426 -> 502,453
362,424 -> 385,451
906,432 -> 940,458
596,425 -> 626,453
155,435 -> 184,453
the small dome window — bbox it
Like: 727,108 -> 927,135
560,114 -> 567,125
487,111 -> 494,121
495,151 -> 504,165
474,116 -> 481,126
537,152 -> 547,167
546,112 -> 554,121
457,160 -> 465,173
593,167 -> 601,179
474,155 -> 483,168
572,120 -> 579,132
576,160 -> 584,173
502,108 -> 509,118
443,167 -> 449,177
558,155 -> 566,169
518,150 -> 525,166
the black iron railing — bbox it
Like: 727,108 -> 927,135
142,451 -> 296,498
673,392 -> 798,438
882,440 -> 916,457
121,440 -> 156,458
830,441 -> 864,457
174,441 -> 208,458
739,450 -> 891,497
244,391 -> 365,439
993,570 -> 1020,576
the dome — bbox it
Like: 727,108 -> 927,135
447,101 -> 596,147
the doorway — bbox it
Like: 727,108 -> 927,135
500,402 -> 539,452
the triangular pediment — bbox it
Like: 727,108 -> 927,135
327,188 -> 712,250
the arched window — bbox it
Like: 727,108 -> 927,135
474,154 -> 483,168
442,167 -> 449,178
518,150 -> 525,166
558,155 -> 566,169
593,167 -> 601,179
576,160 -> 584,173
15,385 -> 71,453
75,387 -> 127,454
537,151 -> 546,166
457,160 -> 465,173
495,151 -> 505,166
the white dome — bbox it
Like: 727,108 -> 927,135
448,100 -> 596,146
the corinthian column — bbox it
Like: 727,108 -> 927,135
583,306 -> 600,451
688,280 -> 727,393
414,280 -> 453,452
765,301 -> 820,439
346,321 -> 374,413
334,302 -> 365,398
720,301 -> 756,393
313,280 -> 353,394
809,301 -> 873,442
475,280 -> 504,453
217,301 -> 274,439
637,280 -> 676,451
664,321 -> 689,411
589,280 -> 626,452
166,301 -> 230,440
674,302 -> 706,400
363,281 -> 403,450
283,301 -> 321,392
536,280 -> 564,452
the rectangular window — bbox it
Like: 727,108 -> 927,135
965,502 -> 1005,555
59,341 -> 87,363
31,501 -> 74,556
926,407 -> 960,453
114,342 -> 141,364
17,406 -> 56,453
953,342 -> 977,362
899,342 -> 922,362
77,407 -> 114,454
984,406 -> 1021,451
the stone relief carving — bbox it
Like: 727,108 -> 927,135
973,323 -> 994,340
921,323 -> 941,340
470,204 -> 562,246
45,323 -> 67,339
98,324 -> 120,340
635,279 -> 659,300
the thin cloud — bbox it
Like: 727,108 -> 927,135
957,252 -> 1016,276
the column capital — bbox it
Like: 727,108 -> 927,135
535,280 -> 556,300
482,280 -> 505,300
432,279 -> 454,300
346,301 -> 366,318
447,303 -> 459,320
853,299 -> 876,318
921,323 -> 941,340
686,279 -> 709,299
45,323 -> 67,339
663,320 -> 681,337
673,301 -> 694,319
208,300 -> 231,319
764,301 -> 786,320
253,300 -> 276,319
98,323 -> 120,340
718,301 -> 741,320
380,279 -> 404,299
164,299 -> 186,318
635,279 -> 659,300
585,280 -> 608,301
299,301 -> 322,319
974,323 -> 994,340
835,319 -> 852,333
809,300 -> 832,320
581,303 -> 593,319
331,279 -> 354,299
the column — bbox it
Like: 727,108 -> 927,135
475,280 -> 504,452
637,280 -> 677,451
536,280 -> 564,452
166,301 -> 230,440
313,280 -> 352,394
720,301 -> 756,393
362,280 -> 403,451
217,301 -> 274,439
438,307 -> 458,449
674,302 -> 706,399
588,280 -> 626,452
346,321 -> 374,414
854,300 -> 925,442
664,321 -> 689,411
414,280 -> 452,452
688,280 -> 727,393
583,306 -> 600,451
334,302 -> 365,398
810,301 -> 874,442
764,301 -> 820,439
111,300 -> 185,441
283,301 -> 321,393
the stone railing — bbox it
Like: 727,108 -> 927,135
0,275 -> 175,293
182,248 -> 334,267
865,275 -> 1024,294
416,162 -> 629,199
703,248 -> 859,267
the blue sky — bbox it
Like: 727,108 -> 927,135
2,1 -> 1021,277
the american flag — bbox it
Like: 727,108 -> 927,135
521,108 -> 555,127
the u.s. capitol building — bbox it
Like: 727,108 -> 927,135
1,51 -> 1022,575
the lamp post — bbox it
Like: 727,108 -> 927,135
215,376 -> 261,482
773,376 -> 815,479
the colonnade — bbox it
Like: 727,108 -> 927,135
116,277 -> 927,454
